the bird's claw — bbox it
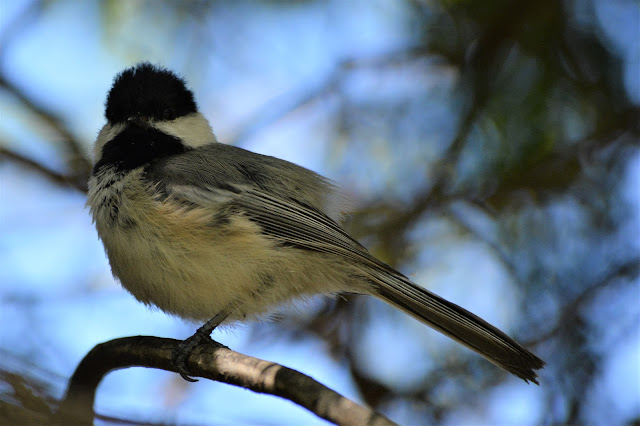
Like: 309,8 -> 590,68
171,334 -> 204,382
171,311 -> 229,382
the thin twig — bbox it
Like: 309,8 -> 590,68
0,146 -> 87,192
527,259 -> 640,345
0,75 -> 91,177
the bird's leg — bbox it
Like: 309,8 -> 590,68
171,311 -> 229,382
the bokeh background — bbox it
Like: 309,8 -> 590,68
1,0 -> 639,424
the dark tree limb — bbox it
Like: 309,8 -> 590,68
0,146 -> 87,193
0,74 -> 91,175
55,336 -> 395,426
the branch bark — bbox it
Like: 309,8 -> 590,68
55,336 -> 395,426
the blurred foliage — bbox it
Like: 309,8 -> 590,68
1,0 -> 638,424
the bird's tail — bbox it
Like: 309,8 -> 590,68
367,269 -> 544,384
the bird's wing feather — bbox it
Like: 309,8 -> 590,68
165,179 -> 386,270
145,146 -> 545,384
145,144 -> 379,265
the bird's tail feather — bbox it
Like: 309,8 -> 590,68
368,269 -> 544,384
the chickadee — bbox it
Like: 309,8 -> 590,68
88,62 -> 544,384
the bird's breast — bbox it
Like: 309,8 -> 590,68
88,169 -> 360,322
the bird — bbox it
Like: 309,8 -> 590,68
87,62 -> 545,384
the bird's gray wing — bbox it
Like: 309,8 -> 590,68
164,179 -> 390,272
144,142 -> 347,221
144,143 -> 381,267
145,148 -> 545,384
232,187 -> 394,269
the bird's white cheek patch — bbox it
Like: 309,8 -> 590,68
154,113 -> 216,148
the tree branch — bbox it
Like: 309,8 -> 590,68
0,74 -> 91,175
0,146 -> 87,192
55,336 -> 395,426
527,258 -> 640,346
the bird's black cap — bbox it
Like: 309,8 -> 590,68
105,62 -> 197,124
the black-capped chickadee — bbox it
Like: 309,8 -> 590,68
88,63 -> 544,384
